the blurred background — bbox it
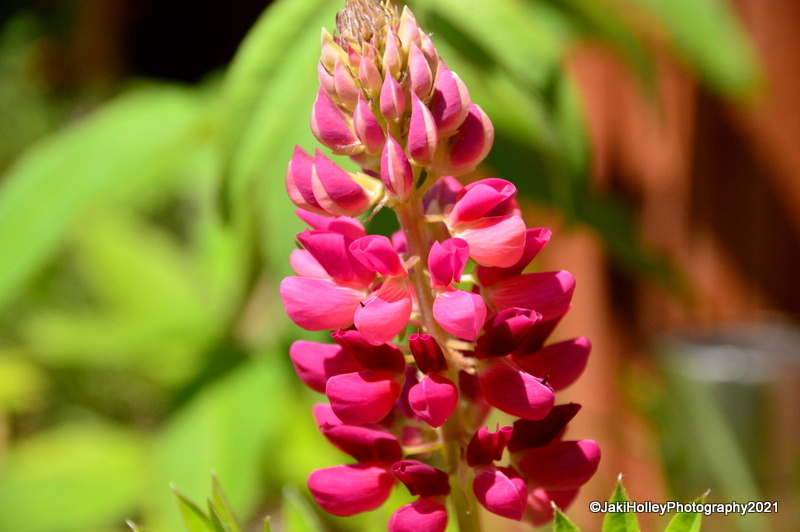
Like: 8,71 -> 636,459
0,0 -> 797,531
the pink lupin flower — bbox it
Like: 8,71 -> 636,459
294,208 -> 366,240
308,464 -> 395,516
286,145 -> 326,215
408,332 -> 447,373
407,372 -> 458,428
326,369 -> 402,425
389,498 -> 448,532
478,357 -> 555,420
431,103 -> 494,175
474,308 -> 542,359
289,341 -> 365,393
311,149 -> 379,216
473,466 -> 528,521
311,87 -> 363,155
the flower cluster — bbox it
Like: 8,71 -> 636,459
279,1 -> 599,530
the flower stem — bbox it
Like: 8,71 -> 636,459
395,193 -> 483,532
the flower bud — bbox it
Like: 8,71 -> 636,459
311,149 -> 375,216
381,134 -> 414,200
383,32 -> 403,79
473,466 -> 528,521
320,28 -> 348,71
431,103 -> 494,175
466,425 -> 513,467
308,464 -> 395,516
353,95 -> 386,155
331,328 -> 406,373
311,87 -> 363,155
408,42 -> 434,100
380,74 -> 406,121
397,6 -> 420,54
478,358 -> 555,420
286,146 -> 326,214
514,440 -> 601,491
408,332 -> 448,374
430,62 -> 471,137
408,92 -> 439,165
358,45 -> 383,98
392,460 -> 451,497
408,373 -> 458,428
333,57 -> 360,109
475,308 -> 541,359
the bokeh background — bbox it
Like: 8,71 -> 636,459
0,0 -> 797,531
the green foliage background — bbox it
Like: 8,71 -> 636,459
0,0 -> 759,530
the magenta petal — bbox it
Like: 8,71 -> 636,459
350,235 -> 407,277
308,464 -> 394,516
310,87 -> 363,155
408,333 -> 448,373
389,498 -> 448,532
332,328 -> 406,373
354,278 -> 413,345
526,488 -> 579,527
428,238 -> 469,288
408,92 -> 439,164
296,209 -> 366,240
479,358 -> 555,420
381,135 -> 414,200
430,61 -> 471,137
380,74 -> 406,121
475,308 -> 541,359
408,373 -> 458,428
473,466 -> 528,521
280,277 -> 365,331
289,341 -> 364,393
311,150 -> 370,216
448,103 -> 494,171
320,424 -> 402,464
392,460 -> 451,497
515,440 -> 601,491
312,403 -> 343,427
432,288 -> 486,340
453,215 -> 527,267
475,227 -> 552,286
354,95 -> 386,154
512,337 -> 591,391
449,180 -> 517,225
466,425 -> 513,467
297,229 -> 373,285
486,270 -> 576,321
326,369 -> 402,425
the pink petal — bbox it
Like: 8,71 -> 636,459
382,32 -> 403,80
397,7 -> 420,52
354,94 -> 386,154
448,180 -> 517,225
453,215 -> 526,267
473,466 -> 528,521
350,235 -> 407,277
408,92 -> 439,164
392,460 -> 451,497
280,277 -> 365,331
333,57 -> 359,108
308,464 -> 394,516
512,337 -> 591,391
354,278 -> 413,345
289,341 -> 364,393
388,498 -> 448,532
432,288 -> 487,340
320,424 -> 402,464
289,249 -> 329,279
479,358 -> 555,420
326,369 -> 402,425
476,227 -> 552,286
466,425 -> 513,467
311,150 -> 371,216
514,440 -> 601,491
297,229 -> 373,285
381,134 -> 414,200
295,209 -> 366,240
312,402 -> 343,427
359,51 -> 383,99
430,61 -> 471,137
286,146 -> 324,213
428,238 -> 470,288
310,87 -> 363,155
432,103 -> 494,175
485,270 -> 575,321
408,373 -> 458,428
408,42 -> 433,99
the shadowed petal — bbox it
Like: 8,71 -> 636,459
479,358 -> 555,420
514,440 -> 601,491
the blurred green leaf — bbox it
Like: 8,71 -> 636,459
0,351 -> 46,412
0,423 -> 148,532
664,491 -> 707,532
173,488 -> 217,532
553,506 -> 582,532
282,486 -> 324,532
0,87 -> 206,311
629,0 -> 760,99
602,478 -> 640,532
209,475 -> 243,532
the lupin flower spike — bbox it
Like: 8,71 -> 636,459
279,1 -> 599,530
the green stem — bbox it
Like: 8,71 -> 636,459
395,193 -> 483,532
